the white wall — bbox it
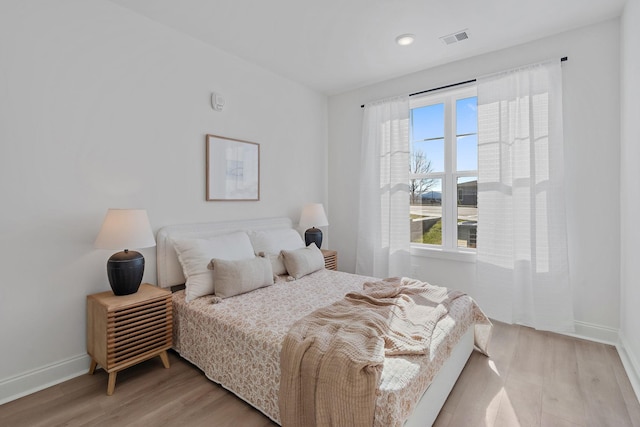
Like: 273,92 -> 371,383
0,0 -> 327,402
329,19 -> 621,342
620,0 -> 640,398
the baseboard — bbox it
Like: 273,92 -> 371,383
618,333 -> 640,402
0,354 -> 90,405
567,323 -> 639,402
567,320 -> 619,345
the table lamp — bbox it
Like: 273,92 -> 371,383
94,209 -> 156,296
299,203 -> 329,249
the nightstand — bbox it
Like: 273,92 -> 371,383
86,283 -> 173,395
321,249 -> 338,271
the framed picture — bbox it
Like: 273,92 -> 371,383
206,134 -> 260,201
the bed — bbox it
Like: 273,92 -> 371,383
156,217 -> 491,427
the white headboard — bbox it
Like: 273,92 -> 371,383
156,216 -> 294,288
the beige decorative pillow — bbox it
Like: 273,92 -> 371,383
208,256 -> 274,299
281,243 -> 325,279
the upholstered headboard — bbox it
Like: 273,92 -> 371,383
156,217 -> 294,288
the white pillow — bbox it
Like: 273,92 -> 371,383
208,256 -> 274,299
248,228 -> 305,274
172,231 -> 254,302
281,242 -> 325,279
257,252 -> 287,276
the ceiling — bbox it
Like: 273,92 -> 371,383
108,0 -> 626,95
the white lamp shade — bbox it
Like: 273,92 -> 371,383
299,203 -> 329,229
94,209 -> 156,250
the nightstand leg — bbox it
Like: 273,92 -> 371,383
88,359 -> 97,375
159,351 -> 170,369
107,372 -> 117,396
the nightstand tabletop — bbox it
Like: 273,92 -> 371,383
87,283 -> 170,309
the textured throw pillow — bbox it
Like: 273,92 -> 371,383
172,231 -> 255,302
208,256 -> 274,299
248,228 -> 305,275
281,242 -> 325,279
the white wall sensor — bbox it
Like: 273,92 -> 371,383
211,92 -> 225,111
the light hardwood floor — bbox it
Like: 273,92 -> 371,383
1,321 -> 639,427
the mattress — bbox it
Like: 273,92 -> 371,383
172,269 -> 490,426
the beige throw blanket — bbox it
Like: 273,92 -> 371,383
278,277 -> 473,427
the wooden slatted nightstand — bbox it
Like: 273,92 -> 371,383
86,283 -> 173,395
321,249 -> 338,271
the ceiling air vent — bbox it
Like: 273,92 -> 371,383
440,29 -> 469,45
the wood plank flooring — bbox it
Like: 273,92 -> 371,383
1,321 -> 638,427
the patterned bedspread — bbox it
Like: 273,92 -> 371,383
172,269 -> 491,426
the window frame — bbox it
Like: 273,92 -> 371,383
409,84 -> 478,257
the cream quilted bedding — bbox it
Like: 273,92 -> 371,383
172,269 -> 491,426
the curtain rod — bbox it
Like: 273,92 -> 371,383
360,56 -> 568,108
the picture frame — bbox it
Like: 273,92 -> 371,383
206,134 -> 260,201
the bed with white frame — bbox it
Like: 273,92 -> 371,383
156,217 -> 490,427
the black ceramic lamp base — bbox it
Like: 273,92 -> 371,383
107,249 -> 145,296
304,227 -> 323,249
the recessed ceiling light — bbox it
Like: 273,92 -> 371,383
395,34 -> 415,46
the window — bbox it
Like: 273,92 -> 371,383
409,86 -> 477,250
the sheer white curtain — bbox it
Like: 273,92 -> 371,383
356,96 -> 411,278
476,59 -> 574,332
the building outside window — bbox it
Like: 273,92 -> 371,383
409,86 -> 478,250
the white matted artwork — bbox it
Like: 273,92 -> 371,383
206,134 -> 260,201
